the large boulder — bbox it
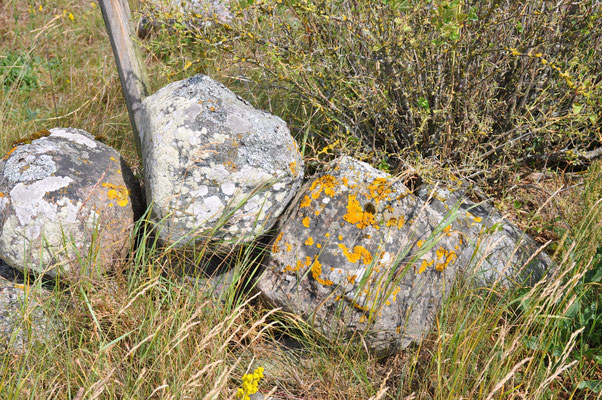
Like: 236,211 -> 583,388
417,181 -> 553,287
258,156 -> 467,356
141,74 -> 303,246
0,128 -> 143,278
0,280 -> 61,351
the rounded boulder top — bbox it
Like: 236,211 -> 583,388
0,128 -> 144,279
142,74 -> 304,245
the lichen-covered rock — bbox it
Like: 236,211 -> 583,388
142,74 -> 303,245
0,128 -> 143,278
417,182 -> 553,287
258,156 -> 467,356
0,280 -> 60,351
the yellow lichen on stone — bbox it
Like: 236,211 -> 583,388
102,182 -> 129,206
419,259 -> 434,273
416,240 -> 424,248
304,237 -> 314,246
347,275 -> 357,284
435,247 -> 457,271
386,216 -> 405,229
311,259 -> 333,285
343,194 -> 377,229
338,243 -> 373,265
302,216 -> 310,228
285,243 -> 292,252
272,232 -> 284,254
309,175 -> 337,199
366,177 -> 392,204
300,195 -> 312,208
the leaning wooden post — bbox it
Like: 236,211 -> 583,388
98,0 -> 150,159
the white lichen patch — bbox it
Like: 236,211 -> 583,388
10,176 -> 74,232
50,128 -> 97,148
4,152 -> 57,183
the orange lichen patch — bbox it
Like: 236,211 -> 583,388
289,161 -> 298,175
418,259 -> 434,273
385,286 -> 401,305
465,211 -> 483,223
272,232 -> 284,254
309,175 -> 337,199
285,243 -> 292,252
443,225 -> 452,233
325,233 -> 331,238
416,240 -> 424,248
396,326 -> 402,334
300,195 -> 312,208
0,192 -> 4,198
435,247 -> 457,271
342,177 -> 349,186
3,146 -> 17,160
102,183 -> 129,207
304,237 -> 314,246
347,275 -> 357,284
316,243 -> 322,249
285,256 -> 312,272
310,259 -> 333,285
343,194 -> 377,229
302,216 -> 310,228
314,210 -> 320,216
352,299 -> 369,312
338,244 -> 373,265
110,156 -> 117,162
338,235 -> 343,240
366,177 -> 392,204
386,216 -> 405,229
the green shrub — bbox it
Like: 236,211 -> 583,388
151,0 -> 601,181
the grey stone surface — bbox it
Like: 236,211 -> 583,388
141,74 -> 303,246
417,182 -> 553,287
0,128 -> 143,278
0,280 -> 60,351
258,156 -> 467,356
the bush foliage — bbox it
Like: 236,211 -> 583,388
149,0 -> 602,180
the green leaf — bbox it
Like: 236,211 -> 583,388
572,103 -> 584,114
577,380 -> 602,393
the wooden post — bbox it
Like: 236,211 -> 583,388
98,0 -> 150,159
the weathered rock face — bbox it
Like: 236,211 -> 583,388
0,128 -> 143,278
0,280 -> 60,351
258,156 -> 467,356
417,182 -> 553,287
142,74 -> 304,245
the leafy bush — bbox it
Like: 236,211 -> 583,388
149,0 -> 602,182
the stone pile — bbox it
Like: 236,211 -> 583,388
0,77 -> 553,357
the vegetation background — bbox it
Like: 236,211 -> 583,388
0,0 -> 601,398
